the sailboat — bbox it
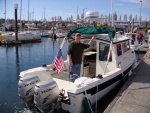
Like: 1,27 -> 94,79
1,0 -> 41,44
18,26 -> 139,113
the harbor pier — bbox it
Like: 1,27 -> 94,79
104,51 -> 150,113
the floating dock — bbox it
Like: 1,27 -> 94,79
104,51 -> 150,113
0,39 -> 41,45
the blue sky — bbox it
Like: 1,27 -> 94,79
0,0 -> 150,21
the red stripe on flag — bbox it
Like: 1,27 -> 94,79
53,54 -> 64,74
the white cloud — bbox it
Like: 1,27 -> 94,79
121,0 -> 150,9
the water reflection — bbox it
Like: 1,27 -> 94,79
15,46 -> 20,80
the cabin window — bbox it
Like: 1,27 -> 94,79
83,40 -> 96,52
83,40 -> 96,48
116,43 -> 122,56
99,42 -> 112,61
122,41 -> 130,53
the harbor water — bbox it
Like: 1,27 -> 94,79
0,38 -> 144,113
0,38 -> 68,113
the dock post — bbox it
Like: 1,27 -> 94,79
14,4 -> 18,41
131,18 -> 134,33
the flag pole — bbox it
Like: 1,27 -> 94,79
60,37 -> 67,49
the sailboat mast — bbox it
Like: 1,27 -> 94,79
5,0 -> 6,31
33,8 -> 34,21
44,8 -> 45,22
111,0 -> 114,27
77,6 -> 78,20
28,0 -> 30,25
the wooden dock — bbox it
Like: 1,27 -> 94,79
0,38 -> 41,45
104,51 -> 150,113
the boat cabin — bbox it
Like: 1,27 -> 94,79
68,34 -> 132,79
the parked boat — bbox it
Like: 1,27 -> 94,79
124,33 -> 148,52
56,30 -> 67,38
40,31 -> 49,38
18,26 -> 139,113
0,33 -> 6,41
1,31 -> 41,44
40,33 -> 49,38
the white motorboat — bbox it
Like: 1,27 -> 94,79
18,27 -> 139,113
56,30 -> 67,38
48,28 -> 67,38
3,31 -> 41,41
124,33 -> 148,52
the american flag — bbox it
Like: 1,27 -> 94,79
53,49 -> 64,74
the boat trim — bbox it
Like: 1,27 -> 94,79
68,65 -> 132,95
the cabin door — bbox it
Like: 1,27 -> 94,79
83,40 -> 97,78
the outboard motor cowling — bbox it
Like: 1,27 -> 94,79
18,75 -> 40,106
34,80 -> 60,112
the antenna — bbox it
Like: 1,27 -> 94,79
111,0 -> 114,27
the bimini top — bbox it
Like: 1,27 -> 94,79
67,26 -> 115,39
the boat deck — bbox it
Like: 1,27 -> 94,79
51,69 -> 70,81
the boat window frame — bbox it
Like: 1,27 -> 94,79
99,42 -> 112,62
122,41 -> 130,53
116,43 -> 122,56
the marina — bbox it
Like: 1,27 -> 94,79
0,0 -> 150,113
0,37 -> 146,113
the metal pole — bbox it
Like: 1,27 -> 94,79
140,0 -> 142,25
20,0 -> 22,31
111,0 -> 114,27
28,0 -> 30,25
130,22 -> 131,33
131,18 -> 134,33
33,8 -> 34,21
44,8 -> 45,22
77,6 -> 78,20
83,9 -> 84,18
5,0 -> 6,32
127,21 -> 129,33
14,4 -> 18,41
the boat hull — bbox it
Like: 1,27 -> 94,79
61,65 -> 133,113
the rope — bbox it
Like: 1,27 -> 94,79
95,81 -> 99,113
78,78 -> 95,113
84,90 -> 94,113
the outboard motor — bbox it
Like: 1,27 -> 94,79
34,80 -> 60,113
18,75 -> 40,107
